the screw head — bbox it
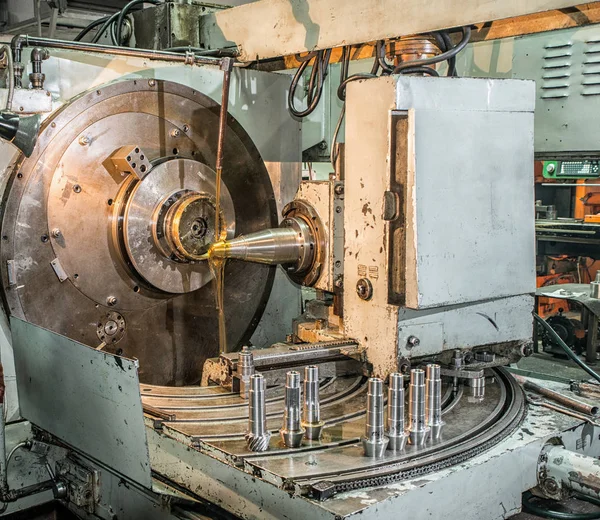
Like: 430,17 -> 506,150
543,478 -> 559,494
106,296 -> 117,306
148,79 -> 156,87
73,184 -> 82,193
356,278 -> 373,301
170,128 -> 180,138
79,135 -> 90,146
406,335 -> 420,349
546,163 -> 556,174
334,184 -> 344,196
51,228 -> 61,238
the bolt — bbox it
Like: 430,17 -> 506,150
182,124 -> 189,132
335,206 -> 342,214
406,335 -> 420,349
170,128 -> 180,138
334,276 -> 343,289
106,296 -> 117,306
543,478 -> 559,494
148,79 -> 156,87
334,184 -> 344,196
79,135 -> 90,146
546,163 -> 556,174
356,278 -> 373,301
73,184 -> 82,193
521,345 -> 534,357
51,228 -> 61,238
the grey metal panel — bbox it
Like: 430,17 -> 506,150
10,318 -> 152,488
397,77 -> 536,309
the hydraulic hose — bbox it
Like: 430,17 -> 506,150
523,491 -> 600,520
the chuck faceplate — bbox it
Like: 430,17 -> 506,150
0,79 -> 278,385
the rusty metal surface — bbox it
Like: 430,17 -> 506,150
0,79 -> 278,386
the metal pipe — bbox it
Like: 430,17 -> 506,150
408,369 -> 429,446
245,374 -> 270,452
523,379 -> 598,416
10,35 -> 228,67
302,365 -> 324,440
362,377 -> 388,457
425,364 -> 444,441
280,371 -> 305,448
386,372 -> 407,452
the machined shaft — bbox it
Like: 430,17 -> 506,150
386,373 -> 408,452
207,216 -> 315,274
245,374 -> 271,452
236,346 -> 254,399
362,378 -> 388,457
408,369 -> 429,446
280,371 -> 305,448
302,365 -> 324,440
425,364 -> 444,441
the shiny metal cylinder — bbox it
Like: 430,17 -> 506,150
245,374 -> 271,452
302,365 -> 324,440
362,378 -> 388,457
425,364 -> 444,441
237,346 -> 254,399
387,373 -> 408,452
408,369 -> 429,446
591,272 -> 600,299
280,371 -> 305,448
208,216 -> 315,273
469,376 -> 486,401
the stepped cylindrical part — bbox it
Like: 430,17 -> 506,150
236,346 -> 254,399
408,369 -> 429,446
207,216 -> 315,274
245,374 -> 271,452
591,271 -> 600,299
280,371 -> 305,448
362,377 -> 389,457
425,364 -> 444,441
386,372 -> 408,452
469,375 -> 486,401
302,365 -> 324,440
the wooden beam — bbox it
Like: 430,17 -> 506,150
200,0 -> 587,62
277,2 -> 600,69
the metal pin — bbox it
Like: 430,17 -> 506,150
407,369 -> 429,446
362,377 -> 388,457
387,373 -> 408,452
280,371 -> 305,448
469,376 -> 485,401
425,364 -> 444,441
245,374 -> 271,452
302,365 -> 324,440
237,346 -> 254,399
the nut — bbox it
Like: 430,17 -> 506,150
406,335 -> 420,349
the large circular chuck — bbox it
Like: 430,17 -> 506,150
0,79 -> 278,385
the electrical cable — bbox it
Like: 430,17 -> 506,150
533,312 -> 600,384
288,49 -> 332,118
523,491 -> 600,519
73,15 -> 109,42
115,0 -> 162,47
91,11 -> 120,44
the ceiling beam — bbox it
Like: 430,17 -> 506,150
200,0 -> 588,61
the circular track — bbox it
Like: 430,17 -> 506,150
0,79 -> 278,385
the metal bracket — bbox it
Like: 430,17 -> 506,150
110,145 -> 152,180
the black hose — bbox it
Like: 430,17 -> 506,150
398,66 -> 439,77
288,49 -> 332,118
523,491 -> 600,519
73,15 -> 110,42
393,26 -> 471,75
533,313 -> 600,384
115,0 -> 162,46
91,12 -> 120,44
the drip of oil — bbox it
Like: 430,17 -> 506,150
208,252 -> 228,354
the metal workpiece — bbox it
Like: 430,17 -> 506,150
425,364 -> 444,441
386,373 -> 408,452
538,444 -> 600,501
361,378 -> 388,457
591,272 -> 600,299
302,365 -> 324,440
245,374 -> 271,452
280,371 -> 305,448
236,347 -> 255,399
469,376 -> 486,401
408,369 -> 430,446
208,215 -> 316,275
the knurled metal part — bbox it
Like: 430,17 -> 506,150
474,351 -> 495,363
